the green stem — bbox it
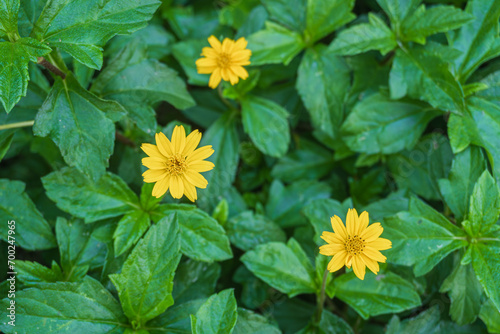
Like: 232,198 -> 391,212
0,120 -> 34,131
217,84 -> 236,111
315,269 -> 329,327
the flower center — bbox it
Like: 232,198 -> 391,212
167,154 -> 187,176
217,53 -> 231,68
345,235 -> 365,256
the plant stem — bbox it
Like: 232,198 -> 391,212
37,57 -> 66,79
217,84 -> 236,111
315,269 -> 329,326
115,131 -> 136,148
0,120 -> 34,131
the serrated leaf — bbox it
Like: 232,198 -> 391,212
191,289 -> 238,334
16,260 -> 62,286
305,0 -> 355,42
261,0 -> 306,32
0,0 -> 19,37
0,38 -> 51,113
110,215 -> 181,326
247,21 -> 305,66
146,299 -> 205,334
241,239 -> 317,297
32,0 -> 161,69
334,270 -> 421,319
438,146 -> 487,222
375,0 -> 420,26
450,0 -> 500,81
468,170 -> 500,236
113,210 -> 151,257
226,211 -> 286,251
471,243 -> 500,312
172,260 -> 220,305
389,43 -> 466,114
152,204 -> 233,262
233,308 -> 281,334
479,299 -> 500,333
91,40 -> 194,134
342,93 -> 440,154
296,45 -> 350,143
17,0 -> 47,36
241,95 -> 290,158
34,73 -> 127,180
440,264 -> 482,325
0,276 -> 127,334
0,179 -> 56,250
402,5 -> 473,43
384,197 -> 468,276
42,167 -> 140,223
329,13 -> 396,56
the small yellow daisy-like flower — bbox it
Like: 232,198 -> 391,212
195,35 -> 251,89
141,125 -> 214,201
319,209 -> 392,280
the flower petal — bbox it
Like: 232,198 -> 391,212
187,145 -> 214,162
327,250 -> 347,272
202,47 -> 218,58
331,216 -> 348,240
360,223 -> 383,242
141,143 -> 164,159
182,129 -> 202,156
233,37 -> 248,50
357,211 -> 369,235
363,246 -> 387,263
367,237 -> 392,251
209,68 -> 222,89
196,57 -> 216,67
188,160 -> 215,173
360,253 -> 379,275
172,125 -> 186,154
152,176 -> 170,198
222,38 -> 234,53
230,65 -> 248,80
346,208 -> 358,237
143,169 -> 167,183
352,256 -> 366,280
228,70 -> 239,85
169,175 -> 184,199
155,132 -> 174,157
142,157 -> 166,170
182,176 -> 198,202
208,35 -> 222,52
320,231 -> 344,244
319,243 -> 344,256
184,170 -> 208,189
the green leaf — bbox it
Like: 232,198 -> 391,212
261,0 -> 306,32
172,39 -> 210,86
197,111 -> 240,212
42,167 -> 140,223
172,260 -> 220,305
375,0 -> 420,27
241,239 -> 317,297
226,211 -> 286,251
33,73 -> 127,180
0,0 -> 19,38
450,0 -> 500,81
477,70 -> 500,106
471,243 -> 500,312
468,170 -> 500,236
389,43 -> 466,114
146,299 -> 205,334
113,210 -> 151,257
0,276 -> 127,334
241,95 -> 290,158
0,38 -> 51,113
305,0 -> 355,42
362,191 -> 409,222
56,217 -> 111,281
296,309 -> 353,334
0,132 -> 14,162
110,215 -> 182,326
32,0 -> 161,69
0,179 -> 56,250
16,260 -> 62,286
152,204 -> 233,262
384,197 -> 468,276
342,93 -> 440,154
233,308 -> 281,334
247,21 -> 305,66
401,5 -> 473,43
91,41 -> 194,134
386,306 -> 439,334
479,299 -> 500,333
296,45 -> 350,142
17,0 -> 47,37
440,264 -> 483,325
191,289 -> 238,334
438,146 -> 487,222
335,270 -> 421,319
329,13 -> 396,56
387,134 -> 453,200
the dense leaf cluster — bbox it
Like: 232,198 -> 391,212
1,0 -> 500,333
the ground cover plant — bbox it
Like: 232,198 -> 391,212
0,0 -> 500,333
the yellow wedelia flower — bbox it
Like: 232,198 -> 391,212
141,125 -> 214,201
319,209 -> 392,280
195,35 -> 251,89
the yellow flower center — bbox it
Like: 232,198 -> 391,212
345,235 -> 365,256
167,154 -> 187,176
217,53 -> 231,68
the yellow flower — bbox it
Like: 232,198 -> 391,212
195,35 -> 251,89
319,209 -> 392,280
141,125 -> 214,201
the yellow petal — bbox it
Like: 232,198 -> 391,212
357,211 -> 369,235
346,208 -> 358,237
143,169 -> 167,183
345,255 -> 352,268
233,37 -> 248,51
327,250 -> 347,272
182,176 -> 198,202
228,70 -> 239,85
221,68 -> 230,81
331,216 -> 348,240
169,175 -> 184,199
182,129 -> 202,156
187,145 -> 214,162
230,65 -> 249,80
320,231 -> 344,244
201,47 -> 218,58
188,160 -> 215,173
197,65 -> 216,74
319,243 -> 344,256
152,176 -> 170,198
352,256 -> 366,280
141,143 -> 164,159
209,68 -> 222,89
142,157 -> 166,170
360,223 -> 383,242
184,170 -> 208,189
172,125 -> 186,154
368,237 -> 392,251
208,35 -> 222,52
363,246 -> 387,263
222,38 -> 234,53
196,57 -> 217,67
360,253 -> 379,275
155,132 -> 174,157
